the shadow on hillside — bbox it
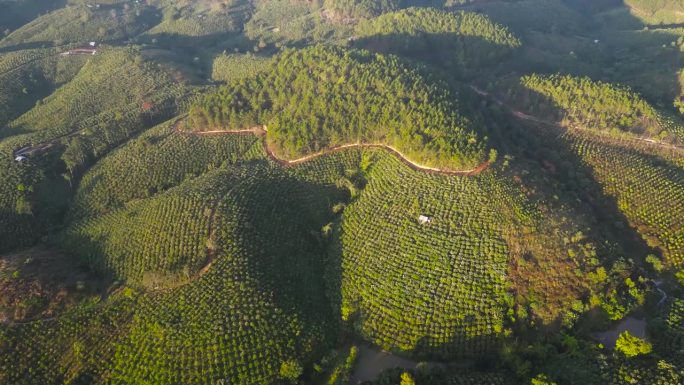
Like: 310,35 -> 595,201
141,30 -> 255,53
350,32 -> 519,79
470,85 -> 663,265
215,159 -> 352,353
456,85 -> 672,342
0,0 -> 66,33
460,0 -> 683,108
0,209 -> 39,253
134,31 -> 262,82
0,40 -> 58,54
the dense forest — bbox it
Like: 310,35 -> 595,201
189,45 -> 486,169
0,0 -> 683,384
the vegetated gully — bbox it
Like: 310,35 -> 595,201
176,118 -> 489,382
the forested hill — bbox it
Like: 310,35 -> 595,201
353,8 -> 520,75
189,45 -> 486,170
505,74 -> 676,142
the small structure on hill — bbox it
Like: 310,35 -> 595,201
15,155 -> 27,163
418,215 -> 432,225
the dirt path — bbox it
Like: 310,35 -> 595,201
470,85 -> 684,153
173,118 -> 490,176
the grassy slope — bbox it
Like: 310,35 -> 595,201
0,3 -> 159,48
0,47 -> 88,127
0,47 -> 189,253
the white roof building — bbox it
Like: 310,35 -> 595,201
418,215 -> 432,224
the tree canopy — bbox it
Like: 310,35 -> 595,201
189,45 -> 486,169
517,74 -> 663,138
615,331 -> 653,358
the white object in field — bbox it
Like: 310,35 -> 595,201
15,155 -> 27,162
418,215 -> 432,224
89,42 -> 96,47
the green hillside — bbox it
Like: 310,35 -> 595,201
2,1 -> 684,384
211,52 -> 271,83
62,121 -> 262,286
142,0 -> 251,44
0,3 -> 159,48
190,45 -> 487,170
0,47 -> 188,253
569,135 -> 684,268
353,8 -> 520,75
323,0 -> 443,19
502,74 -> 680,142
2,138 -> 355,384
468,0 -> 586,35
0,47 -> 87,127
338,152 -> 508,358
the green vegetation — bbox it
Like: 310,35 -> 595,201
211,52 -> 271,83
368,367 -> 515,385
324,0 -> 442,19
62,122 -> 261,286
0,47 -> 188,253
244,0 -> 351,49
569,135 -> 684,267
469,0 -> 586,35
353,8 -> 520,75
506,74 -> 678,142
143,0 -> 250,43
0,4 -> 159,48
338,152 -> 508,358
0,247 -> 105,322
401,371 -> 416,385
2,0 -> 684,383
615,331 -> 653,358
0,0 -> 63,34
190,45 -> 486,169
7,48 -> 182,140
0,47 -> 87,127
324,345 -> 358,384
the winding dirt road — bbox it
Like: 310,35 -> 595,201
172,118 -> 490,176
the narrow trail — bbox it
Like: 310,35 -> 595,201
470,85 -> 684,153
172,118 -> 490,177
